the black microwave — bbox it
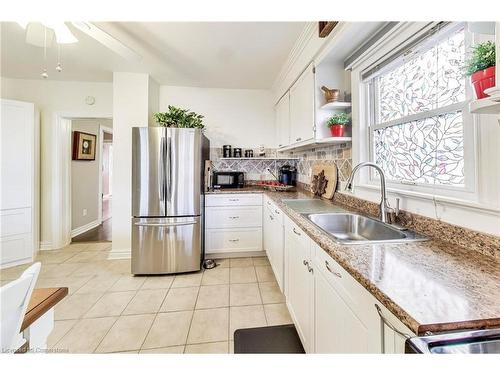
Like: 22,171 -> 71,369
212,171 -> 245,189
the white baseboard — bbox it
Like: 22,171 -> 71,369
71,219 -> 100,238
1,256 -> 33,270
108,248 -> 131,260
39,241 -> 53,251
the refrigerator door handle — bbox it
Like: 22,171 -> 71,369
167,135 -> 172,199
134,221 -> 198,227
160,136 -> 166,204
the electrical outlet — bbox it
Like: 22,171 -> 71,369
83,209 -> 87,216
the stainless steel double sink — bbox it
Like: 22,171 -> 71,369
283,199 -> 427,245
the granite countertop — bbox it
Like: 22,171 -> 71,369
207,187 -> 500,335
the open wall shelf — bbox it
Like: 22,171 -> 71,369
320,101 -> 351,110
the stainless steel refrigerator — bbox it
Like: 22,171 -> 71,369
131,127 -> 209,275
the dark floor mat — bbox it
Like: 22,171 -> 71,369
234,324 -> 305,353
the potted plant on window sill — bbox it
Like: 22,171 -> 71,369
465,41 -> 496,100
327,112 -> 349,137
154,105 -> 205,129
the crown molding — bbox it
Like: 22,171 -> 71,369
271,22 -> 317,94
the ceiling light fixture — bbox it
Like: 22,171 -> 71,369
44,22 -> 78,44
19,21 -> 78,45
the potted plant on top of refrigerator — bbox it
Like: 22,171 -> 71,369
464,41 -> 496,100
154,105 -> 205,129
327,112 -> 349,137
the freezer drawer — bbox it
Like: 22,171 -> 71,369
132,217 -> 202,275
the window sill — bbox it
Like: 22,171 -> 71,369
351,182 -> 500,216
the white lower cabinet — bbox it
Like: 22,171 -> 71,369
260,193 -> 416,353
205,193 -> 263,255
313,243 -> 382,353
376,301 -> 414,353
263,198 -> 285,291
284,217 -> 314,352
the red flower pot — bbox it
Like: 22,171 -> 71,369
471,66 -> 496,99
329,124 -> 346,137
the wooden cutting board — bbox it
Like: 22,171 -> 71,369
310,163 -> 338,199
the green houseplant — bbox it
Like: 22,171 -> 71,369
464,41 -> 496,99
327,112 -> 349,137
154,105 -> 205,129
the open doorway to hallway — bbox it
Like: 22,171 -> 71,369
71,119 -> 113,243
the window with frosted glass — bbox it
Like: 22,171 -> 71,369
371,26 -> 467,186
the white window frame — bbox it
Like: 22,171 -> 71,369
348,22 -> 500,236
363,23 -> 478,202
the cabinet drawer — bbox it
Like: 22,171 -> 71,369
206,206 -> 262,229
205,193 -> 262,207
265,197 -> 284,226
313,243 -> 377,326
206,228 -> 263,253
285,217 -> 310,251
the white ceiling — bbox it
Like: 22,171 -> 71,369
1,22 -> 305,89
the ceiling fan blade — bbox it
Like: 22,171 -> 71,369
71,22 -> 142,62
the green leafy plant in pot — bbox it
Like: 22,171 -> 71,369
154,105 -> 205,129
464,41 -> 496,99
327,112 -> 349,137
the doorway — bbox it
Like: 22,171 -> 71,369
71,120 -> 113,243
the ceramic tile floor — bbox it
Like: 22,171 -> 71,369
1,242 -> 293,354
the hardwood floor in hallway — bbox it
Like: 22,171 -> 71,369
72,219 -> 112,243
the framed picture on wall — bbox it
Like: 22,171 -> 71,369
72,131 -> 97,160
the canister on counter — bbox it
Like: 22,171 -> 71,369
222,145 -> 232,158
233,148 -> 242,158
244,149 -> 254,158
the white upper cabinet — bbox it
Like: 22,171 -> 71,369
275,92 -> 290,148
289,63 -> 315,145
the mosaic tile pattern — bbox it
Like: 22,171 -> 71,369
281,143 -> 352,183
210,144 -> 353,184
210,148 -> 298,180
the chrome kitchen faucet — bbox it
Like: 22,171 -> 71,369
345,162 -> 399,224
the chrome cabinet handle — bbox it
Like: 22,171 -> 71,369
229,198 -> 239,202
274,209 -> 280,215
292,228 -> 301,236
229,239 -> 240,242
296,137 -> 302,142
229,216 -> 239,219
325,260 -> 341,278
374,304 -> 411,339
303,260 -> 313,273
269,215 -> 274,221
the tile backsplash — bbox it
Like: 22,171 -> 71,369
282,142 -> 352,184
210,142 -> 352,184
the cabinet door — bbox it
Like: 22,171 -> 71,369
376,303 -> 414,354
314,267 -> 373,353
263,208 -> 274,261
285,222 -> 313,352
276,93 -> 290,148
289,64 -> 315,144
270,214 -> 284,291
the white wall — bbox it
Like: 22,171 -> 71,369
159,86 -> 275,148
110,73 -> 158,259
0,77 -> 113,249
